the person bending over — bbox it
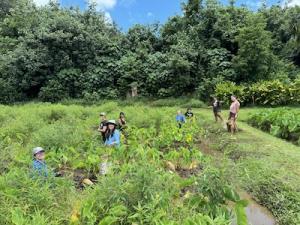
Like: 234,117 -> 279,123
212,97 -> 223,122
176,110 -> 186,128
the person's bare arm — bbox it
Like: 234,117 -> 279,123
99,125 -> 107,133
235,102 -> 240,118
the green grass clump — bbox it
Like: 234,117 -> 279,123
151,98 -> 206,108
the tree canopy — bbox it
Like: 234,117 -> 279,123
0,0 -> 299,103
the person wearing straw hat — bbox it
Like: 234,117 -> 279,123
105,120 -> 121,147
98,112 -> 108,142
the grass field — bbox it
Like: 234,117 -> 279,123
197,108 -> 300,225
0,102 -> 299,225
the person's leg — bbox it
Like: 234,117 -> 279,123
234,118 -> 238,132
230,117 -> 235,134
217,112 -> 223,122
214,111 -> 218,122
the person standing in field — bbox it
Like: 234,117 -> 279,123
228,95 -> 240,134
212,97 -> 223,122
176,110 -> 186,128
185,108 -> 194,119
98,112 -> 108,142
105,120 -> 121,147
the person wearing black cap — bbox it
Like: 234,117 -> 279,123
98,112 -> 108,142
185,108 -> 194,119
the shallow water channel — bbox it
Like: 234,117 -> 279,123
235,191 -> 276,225
198,141 -> 276,225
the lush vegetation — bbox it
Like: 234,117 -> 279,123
0,0 -> 299,103
215,79 -> 300,106
0,103 -> 248,225
248,108 -> 300,145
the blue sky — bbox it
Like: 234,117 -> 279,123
34,0 -> 299,31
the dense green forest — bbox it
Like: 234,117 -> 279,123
0,0 -> 299,103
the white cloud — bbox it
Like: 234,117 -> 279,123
245,0 -> 261,9
104,12 -> 113,24
285,0 -> 300,7
33,0 -> 51,7
147,12 -> 154,17
89,0 -> 117,10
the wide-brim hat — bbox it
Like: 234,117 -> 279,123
107,120 -> 117,126
100,112 -> 106,116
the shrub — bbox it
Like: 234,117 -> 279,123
0,79 -> 21,104
248,108 -> 300,145
246,80 -> 297,106
215,79 -> 300,106
39,80 -> 69,103
215,81 -> 246,106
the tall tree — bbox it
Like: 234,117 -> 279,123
233,14 -> 279,82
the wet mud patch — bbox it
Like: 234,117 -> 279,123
176,166 -> 202,178
57,167 -> 99,189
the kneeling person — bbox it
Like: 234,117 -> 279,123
32,147 -> 50,178
105,120 -> 121,147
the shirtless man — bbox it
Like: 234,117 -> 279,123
228,95 -> 240,134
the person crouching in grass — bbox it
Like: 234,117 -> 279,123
32,147 -> 50,178
176,110 -> 186,128
98,112 -> 108,143
105,120 -> 121,147
185,107 -> 194,119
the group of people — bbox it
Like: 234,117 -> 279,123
212,95 -> 240,134
31,97 -> 240,179
176,107 -> 194,128
98,112 -> 127,147
175,96 -> 240,135
32,112 -> 127,178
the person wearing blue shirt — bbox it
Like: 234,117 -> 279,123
32,147 -> 49,178
105,120 -> 121,147
176,110 -> 186,128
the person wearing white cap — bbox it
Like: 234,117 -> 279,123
104,120 -> 120,147
32,147 -> 49,178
